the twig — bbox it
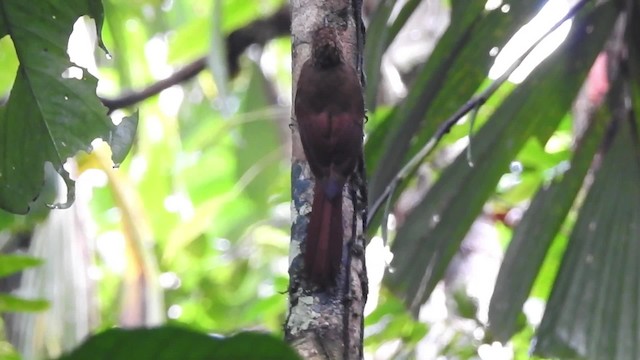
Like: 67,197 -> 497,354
368,0 -> 592,227
101,5 -> 291,114
101,58 -> 206,114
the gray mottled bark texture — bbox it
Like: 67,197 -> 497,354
285,0 -> 368,359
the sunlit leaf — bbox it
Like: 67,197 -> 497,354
0,37 -> 18,95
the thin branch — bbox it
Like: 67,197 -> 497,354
101,58 -> 205,114
0,7 -> 291,112
101,5 -> 291,114
367,0 -> 592,227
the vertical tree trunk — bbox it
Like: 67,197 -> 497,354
285,1 -> 368,359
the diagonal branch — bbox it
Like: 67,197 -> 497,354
101,58 -> 205,114
367,0 -> 592,227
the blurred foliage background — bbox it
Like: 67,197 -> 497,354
1,0 -> 639,359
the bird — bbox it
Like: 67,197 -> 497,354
294,26 -> 365,286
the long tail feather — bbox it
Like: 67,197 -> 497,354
305,182 -> 343,286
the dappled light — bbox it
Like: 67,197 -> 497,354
489,0 -> 573,83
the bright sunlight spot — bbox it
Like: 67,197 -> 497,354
67,17 -> 98,77
489,0 -> 574,83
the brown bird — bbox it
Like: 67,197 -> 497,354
294,26 -> 365,286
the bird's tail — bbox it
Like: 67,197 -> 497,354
304,181 -> 343,286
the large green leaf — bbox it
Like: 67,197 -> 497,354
384,3 -> 617,312
534,112 -> 640,359
59,327 -> 300,360
366,0 -> 543,217
0,0 -> 135,214
488,105 -> 607,342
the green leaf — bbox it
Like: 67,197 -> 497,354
488,106 -> 607,342
384,3 -> 617,312
363,0 -> 395,110
0,254 -> 42,278
0,317 -> 19,359
367,0 -> 544,229
384,0 -> 423,50
0,345 -> 19,360
58,327 -> 300,360
109,112 -> 139,166
235,63 -> 283,211
85,0 -> 107,54
168,18 -> 211,64
0,0 -> 135,214
0,294 -> 49,312
364,293 -> 428,348
0,37 -> 18,95
534,116 -> 640,359
209,0 -> 231,115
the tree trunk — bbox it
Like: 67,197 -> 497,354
285,1 -> 368,359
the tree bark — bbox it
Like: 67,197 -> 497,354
285,0 -> 368,359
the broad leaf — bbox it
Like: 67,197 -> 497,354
385,3 -> 617,312
59,327 -> 300,360
534,114 -> 640,359
488,105 -> 607,342
0,0 -> 135,214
